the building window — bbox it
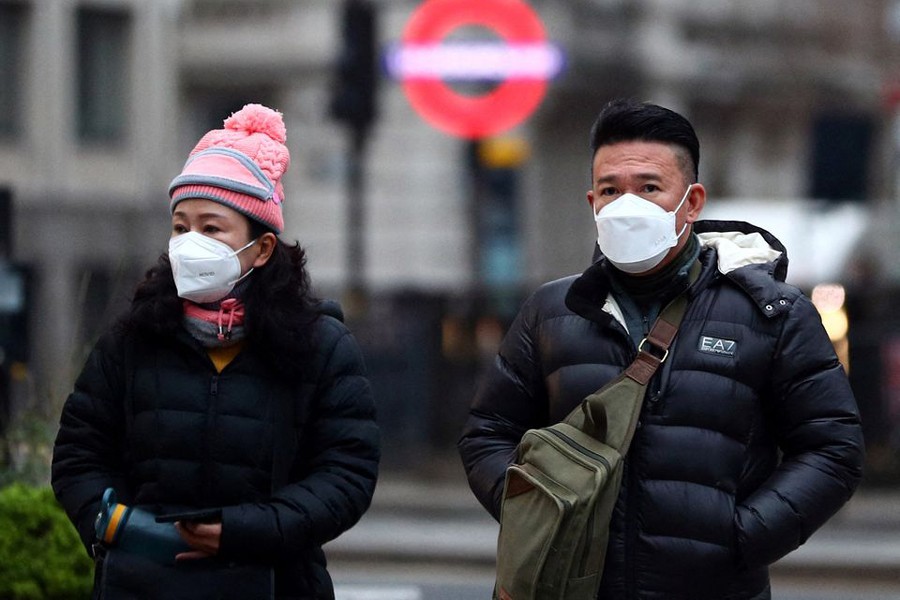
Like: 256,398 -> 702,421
76,8 -> 131,143
0,4 -> 26,139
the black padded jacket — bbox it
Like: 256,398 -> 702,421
458,221 -> 864,600
52,306 -> 380,599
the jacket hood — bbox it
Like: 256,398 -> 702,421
693,220 -> 788,282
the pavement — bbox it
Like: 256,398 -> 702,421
325,468 -> 900,586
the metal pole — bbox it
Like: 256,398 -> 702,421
345,127 -> 368,319
0,188 -> 11,262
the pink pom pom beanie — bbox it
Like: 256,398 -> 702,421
168,103 -> 290,234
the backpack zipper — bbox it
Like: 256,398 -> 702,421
541,428 -> 611,579
543,428 -> 612,471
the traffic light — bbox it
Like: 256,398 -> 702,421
329,0 -> 379,133
809,113 -> 874,202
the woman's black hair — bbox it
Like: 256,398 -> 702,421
119,223 -> 320,381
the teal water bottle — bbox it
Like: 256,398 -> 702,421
94,488 -> 191,565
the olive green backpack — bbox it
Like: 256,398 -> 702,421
493,289 -> 691,600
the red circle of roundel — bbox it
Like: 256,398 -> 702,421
401,0 -> 549,140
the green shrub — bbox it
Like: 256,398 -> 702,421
0,483 -> 93,599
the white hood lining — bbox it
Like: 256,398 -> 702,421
697,231 -> 782,275
601,295 -> 629,334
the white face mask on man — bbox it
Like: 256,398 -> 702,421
594,184 -> 693,274
168,232 -> 256,303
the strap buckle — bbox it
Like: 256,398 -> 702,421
637,337 -> 669,364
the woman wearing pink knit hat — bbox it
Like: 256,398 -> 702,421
51,104 -> 380,599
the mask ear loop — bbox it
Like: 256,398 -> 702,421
225,238 -> 259,289
672,184 -> 694,240
216,239 -> 258,340
231,238 -> 258,256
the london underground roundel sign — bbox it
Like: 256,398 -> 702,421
385,0 -> 564,139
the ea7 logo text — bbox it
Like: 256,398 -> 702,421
698,336 -> 737,357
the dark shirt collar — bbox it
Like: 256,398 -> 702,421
606,233 -> 700,310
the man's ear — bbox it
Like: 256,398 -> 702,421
586,190 -> 595,211
686,184 -> 706,223
252,232 -> 278,268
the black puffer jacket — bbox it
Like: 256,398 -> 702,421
52,306 -> 379,599
459,221 -> 864,600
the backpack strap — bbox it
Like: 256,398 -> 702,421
624,294 -> 686,386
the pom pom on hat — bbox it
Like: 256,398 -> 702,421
169,103 -> 291,234
223,104 -> 287,143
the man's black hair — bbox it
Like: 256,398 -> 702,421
589,99 -> 700,182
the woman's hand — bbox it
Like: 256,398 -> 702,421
174,521 -> 222,560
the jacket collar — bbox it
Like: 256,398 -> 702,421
564,259 -> 616,326
565,248 -> 719,325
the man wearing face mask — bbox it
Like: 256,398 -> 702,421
459,99 -> 864,599
51,104 -> 380,599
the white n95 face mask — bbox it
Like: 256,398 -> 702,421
168,231 -> 256,303
594,184 -> 692,274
